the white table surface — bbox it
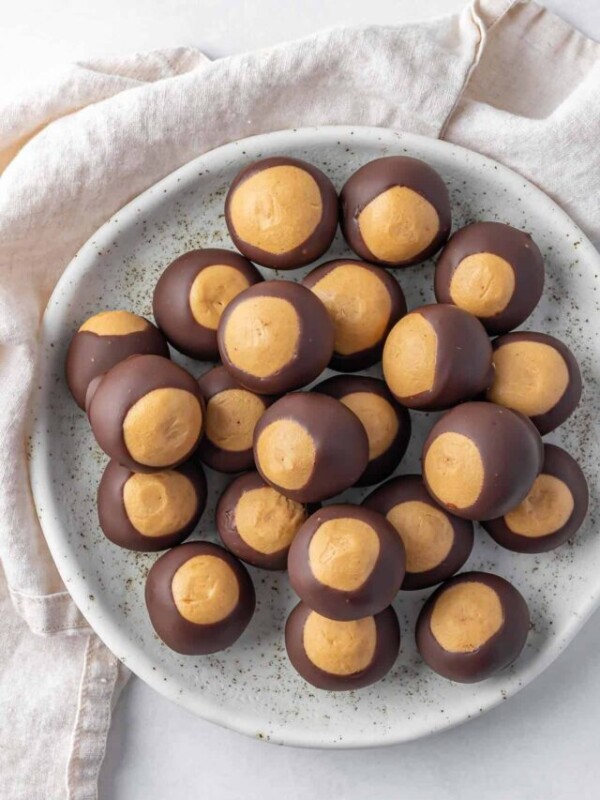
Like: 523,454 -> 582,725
4,1 -> 600,798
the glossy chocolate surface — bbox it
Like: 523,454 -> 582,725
153,248 -> 262,360
340,156 -> 451,267
145,541 -> 255,655
285,602 -> 400,690
435,222 -> 544,335
363,474 -> 474,590
416,571 -> 530,683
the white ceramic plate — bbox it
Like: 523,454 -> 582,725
29,126 -> 600,748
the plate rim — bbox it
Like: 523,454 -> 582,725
28,124 -> 600,748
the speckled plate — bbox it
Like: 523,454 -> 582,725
29,126 -> 600,748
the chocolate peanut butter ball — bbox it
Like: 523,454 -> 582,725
483,444 -> 588,553
153,248 -> 263,360
88,354 -> 205,472
313,375 -> 411,486
145,541 -> 255,655
434,222 -> 544,335
486,331 -> 582,434
196,366 -> 275,473
287,504 -> 405,620
225,156 -> 338,270
340,156 -> 451,267
382,304 -> 493,411
253,393 -> 369,503
285,602 -> 400,691
302,259 -> 407,371
423,402 -> 543,520
416,572 -> 530,682
217,281 -> 334,395
363,475 -> 474,590
98,459 -> 207,551
216,471 -> 311,570
65,310 -> 169,409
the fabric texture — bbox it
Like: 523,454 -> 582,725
0,1 -> 598,797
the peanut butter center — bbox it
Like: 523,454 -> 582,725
255,419 -> 316,490
340,392 -> 399,460
357,186 -> 439,262
79,310 -> 149,336
382,312 -> 438,399
229,165 -> 323,254
487,341 -> 570,417
303,612 -> 377,675
386,500 -> 454,573
504,473 -> 574,537
206,389 -> 265,452
222,296 -> 301,378
424,432 -> 484,510
430,581 -> 504,653
189,265 -> 250,330
235,486 -> 307,554
449,253 -> 516,318
123,471 -> 197,537
171,555 -> 239,625
310,263 -> 392,355
308,518 -> 380,591
123,388 -> 202,467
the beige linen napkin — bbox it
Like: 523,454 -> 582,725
1,1 -> 598,797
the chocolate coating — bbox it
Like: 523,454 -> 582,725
487,331 -> 582,435
88,354 -> 205,472
416,571 -> 530,683
145,541 -> 255,655
287,504 -> 405,620
225,156 -> 338,270
301,259 -> 407,371
196,366 -> 275,473
285,602 -> 400,691
383,304 -> 493,410
340,156 -> 451,267
216,471 -> 314,570
153,248 -> 263,360
66,317 -> 169,409
217,280 -> 334,395
363,474 -> 474,590
253,393 -> 369,503
435,222 -> 545,335
97,459 -> 207,551
483,444 -> 589,553
422,402 -> 544,520
312,375 -> 411,486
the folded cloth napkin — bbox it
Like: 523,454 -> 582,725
1,1 -> 598,797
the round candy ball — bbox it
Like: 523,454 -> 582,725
224,156 -> 338,270
98,459 -> 207,551
416,572 -> 530,683
486,331 -> 582,435
482,444 -> 588,553
217,280 -> 334,395
253,393 -> 369,503
313,375 -> 411,486
340,156 -> 451,267
145,541 -> 255,655
434,222 -> 544,335
88,354 -> 205,472
382,304 -> 493,410
216,471 -> 311,570
65,310 -> 169,409
153,248 -> 263,360
196,366 -> 275,473
302,259 -> 407,371
363,475 -> 474,590
285,602 -> 400,691
422,401 -> 543,520
287,504 -> 405,620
